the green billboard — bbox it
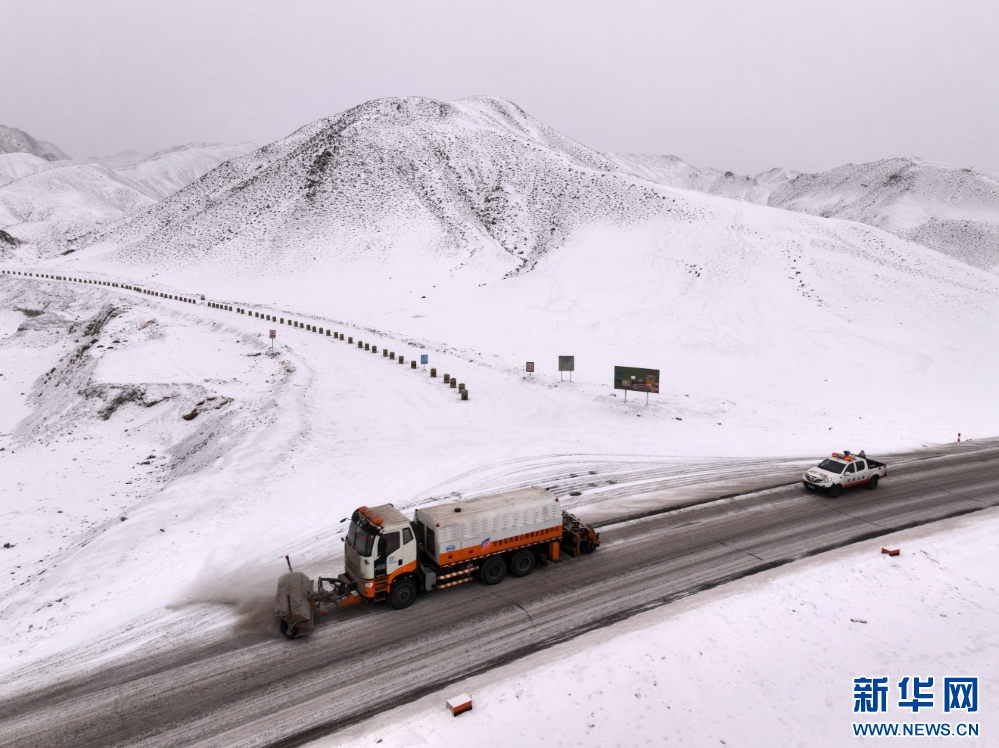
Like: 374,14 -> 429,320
614,366 -> 659,393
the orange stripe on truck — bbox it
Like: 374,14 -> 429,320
437,524 -> 562,567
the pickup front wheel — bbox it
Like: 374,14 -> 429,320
866,475 -> 879,490
827,484 -> 843,498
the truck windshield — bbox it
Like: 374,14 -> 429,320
817,459 -> 846,474
346,520 -> 377,556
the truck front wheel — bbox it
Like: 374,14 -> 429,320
479,556 -> 507,585
828,484 -> 843,498
866,475 -> 879,490
388,579 -> 417,610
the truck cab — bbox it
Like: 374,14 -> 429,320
344,504 -> 418,605
802,450 -> 887,497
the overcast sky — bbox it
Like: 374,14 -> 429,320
2,0 -> 997,173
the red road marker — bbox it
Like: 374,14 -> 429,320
881,547 -> 900,557
446,693 -> 473,716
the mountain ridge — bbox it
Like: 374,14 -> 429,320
0,125 -> 70,161
608,153 -> 999,272
0,142 -> 256,255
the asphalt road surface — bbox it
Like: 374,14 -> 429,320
2,441 -> 998,748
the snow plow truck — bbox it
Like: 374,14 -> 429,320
275,486 -> 600,638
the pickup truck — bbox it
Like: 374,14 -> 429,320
801,450 -> 887,497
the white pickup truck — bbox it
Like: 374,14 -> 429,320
801,450 -> 887,497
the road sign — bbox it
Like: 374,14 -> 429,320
269,330 -> 276,339
420,354 -> 429,365
526,361 -> 535,373
614,366 -> 659,393
558,355 -> 574,381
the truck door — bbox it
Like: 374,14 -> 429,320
401,526 -> 416,567
844,463 -> 856,485
854,460 -> 867,483
375,531 -> 401,577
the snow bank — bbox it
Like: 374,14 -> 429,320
314,508 -> 999,747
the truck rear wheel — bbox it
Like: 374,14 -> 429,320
479,556 -> 507,585
828,484 -> 843,498
866,475 -> 879,490
388,579 -> 417,610
509,549 -> 536,577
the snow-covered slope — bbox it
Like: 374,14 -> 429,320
0,153 -> 61,188
768,158 -> 999,272
57,97 -> 999,451
0,125 -> 70,161
112,143 -> 257,200
55,97 -> 999,459
608,152 -> 799,203
0,164 -> 156,252
0,142 -> 256,256
609,153 -> 999,272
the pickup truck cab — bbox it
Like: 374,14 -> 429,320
802,450 -> 887,497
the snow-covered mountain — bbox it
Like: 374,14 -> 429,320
83,97 -> 678,276
0,142 -> 256,255
0,125 -> 70,161
609,154 -> 999,272
68,98 -> 999,443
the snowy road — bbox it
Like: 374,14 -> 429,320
1,441 -> 997,748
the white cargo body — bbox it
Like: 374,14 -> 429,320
415,486 -> 563,567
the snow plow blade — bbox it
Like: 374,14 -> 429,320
560,511 -> 600,557
275,571 -> 315,638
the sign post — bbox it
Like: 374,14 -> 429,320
613,366 -> 659,405
526,362 -> 534,377
558,355 -> 574,382
420,354 -> 429,369
269,329 -> 276,350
